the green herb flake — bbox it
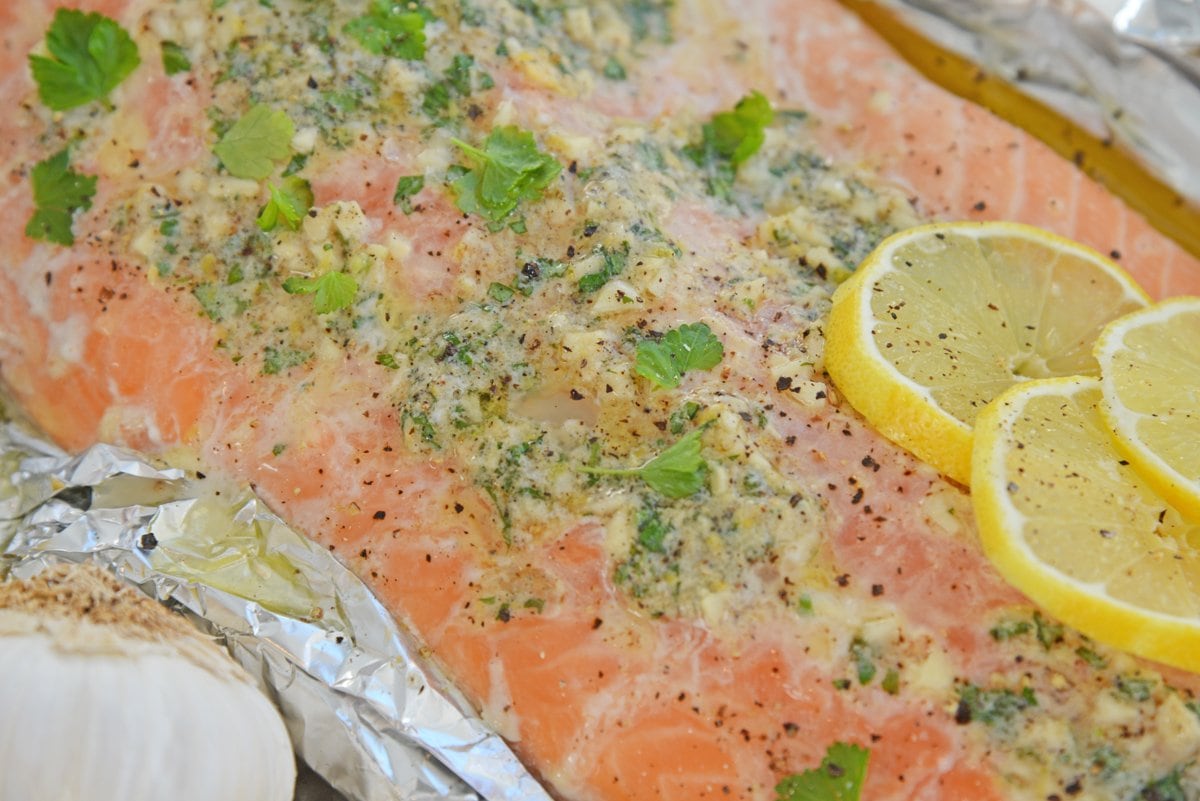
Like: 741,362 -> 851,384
1033,611 -> 1064,650
487,282 -> 515,304
282,271 -> 358,314
1139,769 -> 1186,801
213,105 -> 295,180
776,742 -> 869,801
29,8 -> 141,111
849,638 -> 876,685
450,126 -> 561,225
1075,646 -> 1108,669
523,597 -> 545,613
636,505 -> 672,553
577,243 -> 629,293
344,0 -> 429,60
25,149 -> 97,246
603,56 -> 627,81
404,410 -> 440,448
956,684 -> 1037,726
635,322 -> 724,389
988,619 -> 1032,642
393,175 -> 425,214
161,41 -> 191,75
668,402 -> 701,435
376,352 -> 400,369
881,668 -> 900,695
578,427 -> 708,499
262,346 -> 311,375
1115,675 -> 1155,703
256,176 -> 313,232
796,593 -> 814,615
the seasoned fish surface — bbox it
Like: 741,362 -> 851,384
3,1 -> 1200,799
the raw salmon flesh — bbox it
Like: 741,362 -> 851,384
2,1 -> 1200,799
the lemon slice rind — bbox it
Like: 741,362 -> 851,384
826,221 -> 1148,485
1095,297 -> 1200,523
972,375 -> 1200,673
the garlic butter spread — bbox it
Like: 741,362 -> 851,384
24,1 -> 1200,798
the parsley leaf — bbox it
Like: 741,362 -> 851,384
450,126 -> 561,224
776,742 -> 870,801
393,174 -> 424,214
344,0 -> 429,60
282,271 -> 358,314
709,90 -> 774,166
635,322 -> 724,389
213,105 -> 295,180
161,41 -> 191,75
29,9 -> 141,111
25,149 -> 97,246
578,427 -> 708,499
685,91 -> 774,199
256,177 -> 313,232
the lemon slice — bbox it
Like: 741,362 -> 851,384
825,221 -> 1149,484
1095,298 -> 1200,522
972,375 -> 1200,672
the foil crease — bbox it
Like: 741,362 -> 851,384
876,0 -> 1200,205
0,422 -> 553,801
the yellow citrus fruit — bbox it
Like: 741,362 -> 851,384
1095,297 -> 1200,522
971,375 -> 1200,672
825,221 -> 1149,484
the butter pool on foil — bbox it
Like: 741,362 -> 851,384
880,0 -> 1200,205
0,422 -> 553,801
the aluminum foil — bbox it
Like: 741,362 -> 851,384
877,0 -> 1200,205
0,421 -> 553,801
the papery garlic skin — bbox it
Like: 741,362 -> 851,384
0,567 -> 295,801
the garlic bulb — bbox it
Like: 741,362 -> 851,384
0,564 -> 296,800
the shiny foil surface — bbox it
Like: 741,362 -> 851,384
878,0 -> 1200,204
0,422 -> 553,801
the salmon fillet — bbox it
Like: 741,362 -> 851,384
3,1 -> 1200,800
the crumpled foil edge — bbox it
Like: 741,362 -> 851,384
877,0 -> 1200,206
0,422 -> 552,801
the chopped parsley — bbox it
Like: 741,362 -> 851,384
393,174 -> 425,214
1115,675 -> 1155,703
955,683 -> 1037,726
263,346 -> 311,375
450,126 -> 561,225
282,271 -> 358,314
25,149 -> 97,246
636,504 -> 672,553
577,243 -> 629,293
775,742 -> 869,801
603,56 -> 627,80
578,427 -> 708,499
213,105 -> 295,180
160,41 -> 191,75
1139,769 -> 1186,801
29,8 -> 140,111
685,91 -> 774,199
256,177 -> 313,231
344,0 -> 430,60
487,282 -> 515,303
849,637 -> 876,685
635,322 -> 724,389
